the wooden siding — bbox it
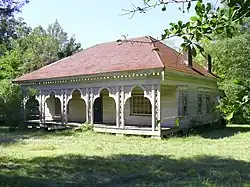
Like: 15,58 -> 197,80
45,97 -> 61,121
124,98 -> 151,126
68,99 -> 86,122
160,85 -> 177,127
161,70 -> 219,128
102,95 -> 116,124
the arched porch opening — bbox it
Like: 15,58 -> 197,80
25,96 -> 40,120
124,86 -> 152,126
93,88 -> 116,125
45,92 -> 61,122
67,90 -> 86,123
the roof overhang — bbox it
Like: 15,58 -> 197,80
164,68 -> 217,84
13,68 -> 165,86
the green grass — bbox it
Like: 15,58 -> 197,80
0,125 -> 250,187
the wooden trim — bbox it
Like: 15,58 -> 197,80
165,69 -> 217,82
129,113 -> 152,117
15,68 -> 164,85
130,94 -> 152,116
93,127 -> 159,136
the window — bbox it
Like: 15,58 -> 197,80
130,95 -> 151,115
197,94 -> 203,114
178,92 -> 188,116
183,94 -> 188,116
206,95 -> 211,113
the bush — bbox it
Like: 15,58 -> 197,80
0,80 -> 21,127
80,123 -> 93,132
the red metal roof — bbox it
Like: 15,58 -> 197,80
14,36 -> 215,82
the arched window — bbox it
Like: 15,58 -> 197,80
130,87 -> 151,115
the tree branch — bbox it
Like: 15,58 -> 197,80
117,34 -> 180,45
121,0 -> 197,18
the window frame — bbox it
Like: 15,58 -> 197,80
178,91 -> 188,116
130,94 -> 152,116
197,94 -> 203,114
182,93 -> 188,116
206,95 -> 211,114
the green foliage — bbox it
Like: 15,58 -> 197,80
0,49 -> 23,79
0,80 -> 21,127
79,123 -> 93,132
0,2 -> 81,127
139,1 -> 250,123
0,125 -> 250,186
208,31 -> 250,123
0,0 -> 29,54
142,0 -> 250,57
11,20 -> 82,73
175,117 -> 180,127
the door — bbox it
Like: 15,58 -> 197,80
94,97 -> 103,123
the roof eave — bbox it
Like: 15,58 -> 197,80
165,68 -> 217,82
13,67 -> 165,84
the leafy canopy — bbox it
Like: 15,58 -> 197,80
126,0 -> 250,56
0,1 -> 82,126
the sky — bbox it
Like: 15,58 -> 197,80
20,0 -> 196,49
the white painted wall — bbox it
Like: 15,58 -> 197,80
24,70 -> 219,128
45,98 -> 53,120
124,98 -> 151,126
68,99 -> 86,122
160,85 -> 178,127
102,95 -> 116,124
45,97 -> 61,121
162,77 -> 220,128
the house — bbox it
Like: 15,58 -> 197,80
14,36 -> 220,138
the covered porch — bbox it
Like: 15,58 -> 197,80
22,81 -> 165,137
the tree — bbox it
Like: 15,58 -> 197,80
0,49 -> 23,79
46,20 -> 82,61
207,23 -> 250,123
123,0 -> 250,123
0,79 -> 21,127
0,17 -> 82,127
11,20 -> 82,73
123,0 -> 250,56
0,0 -> 29,54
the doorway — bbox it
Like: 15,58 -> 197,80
94,97 -> 103,123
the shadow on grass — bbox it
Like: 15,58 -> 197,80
0,127 -> 76,145
186,124 -> 250,139
0,154 -> 249,187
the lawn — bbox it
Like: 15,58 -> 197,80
0,125 -> 250,187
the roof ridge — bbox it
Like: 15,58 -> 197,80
150,39 -> 166,69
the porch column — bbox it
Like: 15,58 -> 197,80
62,90 -> 68,125
151,84 -> 156,131
90,88 -> 94,125
176,87 -> 180,117
120,86 -> 125,128
116,86 -> 120,128
20,88 -> 27,123
34,92 -> 41,124
156,84 -> 161,135
40,91 -> 45,126
85,91 -> 89,124
60,90 -> 64,126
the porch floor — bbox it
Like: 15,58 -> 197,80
23,120 -> 177,137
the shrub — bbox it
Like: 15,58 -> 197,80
0,80 -> 21,127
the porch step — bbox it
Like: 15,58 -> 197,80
93,124 -> 173,136
93,126 -> 160,136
